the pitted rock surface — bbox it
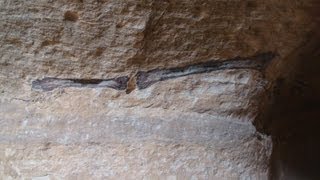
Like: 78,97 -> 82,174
0,0 -> 317,179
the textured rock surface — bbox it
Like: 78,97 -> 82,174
0,0 -> 317,179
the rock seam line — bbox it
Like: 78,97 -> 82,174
32,52 -> 277,92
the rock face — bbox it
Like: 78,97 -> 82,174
267,33 -> 320,179
0,0 -> 317,179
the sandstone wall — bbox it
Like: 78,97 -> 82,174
0,0 -> 317,179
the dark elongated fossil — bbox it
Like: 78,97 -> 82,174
32,76 -> 129,91
32,52 -> 276,91
136,52 -> 277,89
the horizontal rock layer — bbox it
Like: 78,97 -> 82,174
0,0 -> 317,179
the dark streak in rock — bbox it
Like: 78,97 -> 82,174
136,52 -> 277,89
32,76 -> 129,91
32,52 -> 277,92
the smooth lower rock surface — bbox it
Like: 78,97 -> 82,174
1,70 -> 272,179
0,0 -> 317,179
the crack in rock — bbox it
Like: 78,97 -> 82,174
32,76 -> 129,91
136,52 -> 277,89
32,52 -> 276,92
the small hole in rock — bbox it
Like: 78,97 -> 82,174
94,47 -> 105,57
64,11 -> 79,22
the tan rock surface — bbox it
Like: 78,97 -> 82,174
0,0 -> 317,179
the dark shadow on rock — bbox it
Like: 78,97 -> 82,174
264,34 -> 320,179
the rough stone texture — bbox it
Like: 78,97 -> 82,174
1,70 -> 272,179
0,0 -> 318,179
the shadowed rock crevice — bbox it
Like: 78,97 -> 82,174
258,34 -> 320,180
136,52 -> 277,89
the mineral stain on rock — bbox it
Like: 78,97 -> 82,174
32,76 -> 129,91
136,52 -> 277,89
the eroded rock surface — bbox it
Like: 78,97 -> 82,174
0,0 -> 317,179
